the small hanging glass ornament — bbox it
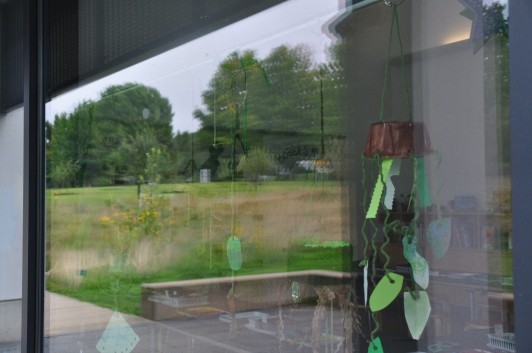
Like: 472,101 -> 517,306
404,291 -> 431,340
410,253 -> 429,290
96,312 -> 140,353
369,272 -> 404,312
227,235 -> 242,271
367,337 -> 384,353
402,236 -> 417,262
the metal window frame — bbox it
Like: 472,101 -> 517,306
22,0 -> 45,351
509,0 -> 532,351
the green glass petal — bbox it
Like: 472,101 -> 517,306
402,236 -> 417,262
410,253 -> 429,289
369,272 -> 404,312
415,157 -> 431,207
367,337 -> 384,353
227,235 -> 242,271
404,291 -> 431,340
384,159 -> 401,210
366,158 -> 393,219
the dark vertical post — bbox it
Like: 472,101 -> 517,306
509,0 -> 532,351
22,0 -> 44,351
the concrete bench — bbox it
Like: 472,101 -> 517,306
141,270 -> 351,320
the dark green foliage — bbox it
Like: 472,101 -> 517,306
48,83 -> 175,187
193,45 -> 348,173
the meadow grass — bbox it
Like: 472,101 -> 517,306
46,180 -> 351,315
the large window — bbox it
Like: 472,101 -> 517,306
43,1 -> 515,352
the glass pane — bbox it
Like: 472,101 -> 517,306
44,1 -> 513,352
0,0 -> 23,351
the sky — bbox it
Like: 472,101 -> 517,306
46,0 -> 345,133
45,0 -> 509,134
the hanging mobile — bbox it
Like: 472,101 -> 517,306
360,0 -> 433,349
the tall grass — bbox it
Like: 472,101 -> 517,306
46,180 -> 351,314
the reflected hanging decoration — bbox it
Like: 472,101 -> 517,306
360,0 -> 433,347
227,235 -> 242,271
96,312 -> 140,353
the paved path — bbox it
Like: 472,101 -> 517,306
43,292 -> 297,353
45,292 -> 147,337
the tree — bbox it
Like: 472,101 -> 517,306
92,83 -> 174,183
47,101 -> 96,187
240,147 -> 278,184
49,160 -> 80,189
193,45 -> 348,173
48,83 -> 175,186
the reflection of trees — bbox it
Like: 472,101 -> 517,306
48,44 -> 350,186
47,83 -> 175,187
191,44 -> 348,179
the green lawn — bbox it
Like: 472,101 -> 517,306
46,180 -> 351,315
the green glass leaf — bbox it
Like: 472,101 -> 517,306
366,158 -> 393,219
367,337 -> 384,353
384,159 -> 401,210
415,157 -> 431,207
410,253 -> 429,289
404,291 -> 431,340
369,272 -> 404,312
227,235 -> 242,271
402,236 -> 417,262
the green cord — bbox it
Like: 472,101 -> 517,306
320,69 -> 325,159
370,311 -> 381,343
378,156 -> 393,275
243,65 -> 248,154
213,84 -> 217,146
407,156 -> 420,238
378,4 -> 396,122
361,156 -> 370,264
369,156 -> 379,289
369,158 -> 380,342
378,4 -> 413,122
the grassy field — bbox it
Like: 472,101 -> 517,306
46,180 -> 351,315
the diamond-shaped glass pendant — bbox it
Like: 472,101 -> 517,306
96,312 -> 140,353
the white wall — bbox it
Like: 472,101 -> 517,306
411,1 -> 489,208
0,107 -> 24,342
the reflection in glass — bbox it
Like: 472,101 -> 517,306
44,1 -> 513,353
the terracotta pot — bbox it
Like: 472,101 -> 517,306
363,121 -> 431,158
